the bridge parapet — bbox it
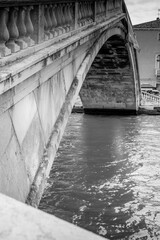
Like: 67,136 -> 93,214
0,0 -> 122,66
141,91 -> 160,107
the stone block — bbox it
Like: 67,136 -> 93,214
0,89 -> 14,115
21,112 -> 45,185
13,72 -> 39,105
34,80 -> 56,143
0,134 -> 29,202
73,52 -> 86,76
51,73 -> 66,119
9,92 -> 37,146
39,58 -> 61,85
63,63 -> 74,93
0,111 -> 13,159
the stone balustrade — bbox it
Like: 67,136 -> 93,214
0,0 -> 122,62
78,1 -> 94,26
141,91 -> 160,106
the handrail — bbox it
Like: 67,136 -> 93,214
141,91 -> 160,106
0,0 -> 123,63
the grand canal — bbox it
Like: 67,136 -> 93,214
39,114 -> 160,239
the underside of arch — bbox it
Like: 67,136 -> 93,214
79,27 -> 140,114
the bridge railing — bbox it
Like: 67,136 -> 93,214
141,91 -> 160,106
0,0 -> 123,65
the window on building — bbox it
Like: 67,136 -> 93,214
156,55 -> 160,69
157,33 -> 160,41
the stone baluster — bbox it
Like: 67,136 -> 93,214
50,5 -> 58,37
0,8 -> 11,57
101,1 -> 105,18
63,4 -> 70,32
100,1 -> 103,15
89,2 -> 93,21
86,2 -> 90,23
96,2 -> 100,21
67,3 -> 73,30
81,3 -> 86,25
55,4 -> 65,34
44,5 -> 53,39
43,8 -> 49,41
111,0 -> 114,11
115,0 -> 119,8
68,3 -> 73,31
16,7 -> 28,49
6,7 -> 20,53
25,6 -> 35,46
119,0 -> 122,11
59,4 -> 66,34
87,3 -> 91,22
97,2 -> 100,15
60,4 -> 67,32
102,1 -> 105,14
85,2 -> 89,23
78,3 -> 82,26
77,3 -> 81,26
87,2 -> 93,23
83,2 -> 87,18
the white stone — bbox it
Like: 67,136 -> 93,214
0,111 -> 12,159
0,193 -> 106,240
1,134 -> 29,202
9,92 -> 37,145
34,80 -> 56,143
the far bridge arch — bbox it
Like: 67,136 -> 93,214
75,26 -> 140,114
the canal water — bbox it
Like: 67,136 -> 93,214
39,114 -> 160,240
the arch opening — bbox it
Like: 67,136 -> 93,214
79,34 -> 138,114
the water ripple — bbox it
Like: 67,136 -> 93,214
39,115 -> 160,240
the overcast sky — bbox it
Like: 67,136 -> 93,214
125,0 -> 160,25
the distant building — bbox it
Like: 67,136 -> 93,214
134,18 -> 160,90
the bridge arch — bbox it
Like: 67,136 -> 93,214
75,25 -> 140,114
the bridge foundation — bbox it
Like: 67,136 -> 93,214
80,36 -> 140,114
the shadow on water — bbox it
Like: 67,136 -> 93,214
39,114 -> 160,240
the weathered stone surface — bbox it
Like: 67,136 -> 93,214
0,8 -> 140,206
34,79 -> 57,143
51,74 -> 66,119
0,111 -> 13,159
0,89 -> 14,115
0,193 -> 106,240
63,63 -> 74,93
21,112 -> 45,185
13,73 -> 39,105
9,92 -> 37,145
80,36 -> 137,112
1,134 -> 29,202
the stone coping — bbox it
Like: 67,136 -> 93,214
0,13 -> 125,95
0,193 -> 107,240
1,0 -> 96,6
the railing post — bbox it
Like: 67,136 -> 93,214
16,7 -> 28,49
74,2 -> 78,29
105,0 -> 108,18
93,1 -> 97,22
0,8 -> 11,57
6,7 -> 20,53
30,5 -> 44,44
25,6 -> 35,46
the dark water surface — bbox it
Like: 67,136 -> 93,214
39,114 -> 160,240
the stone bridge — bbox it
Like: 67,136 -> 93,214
0,0 -> 140,209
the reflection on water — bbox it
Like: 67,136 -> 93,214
39,114 -> 160,239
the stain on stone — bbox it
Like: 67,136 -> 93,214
80,35 -> 135,111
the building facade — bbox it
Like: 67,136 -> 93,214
134,18 -> 160,90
